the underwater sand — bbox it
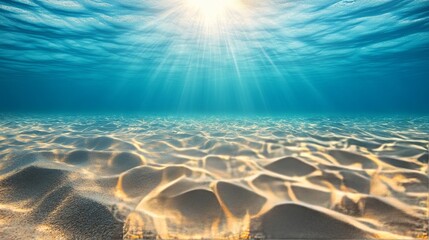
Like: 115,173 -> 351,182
0,115 -> 427,239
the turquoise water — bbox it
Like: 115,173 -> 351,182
0,0 -> 428,113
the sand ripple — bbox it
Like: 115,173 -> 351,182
0,115 -> 427,239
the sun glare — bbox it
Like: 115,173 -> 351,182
186,0 -> 242,25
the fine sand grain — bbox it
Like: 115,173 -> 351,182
0,115 -> 427,239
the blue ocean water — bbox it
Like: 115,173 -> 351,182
0,0 -> 428,113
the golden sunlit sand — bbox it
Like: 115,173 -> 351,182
0,116 -> 427,239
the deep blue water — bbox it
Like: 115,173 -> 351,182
0,0 -> 428,113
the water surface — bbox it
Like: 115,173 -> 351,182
0,0 -> 428,112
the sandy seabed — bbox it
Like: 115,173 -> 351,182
0,115 -> 427,239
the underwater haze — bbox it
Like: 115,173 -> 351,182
0,0 -> 429,113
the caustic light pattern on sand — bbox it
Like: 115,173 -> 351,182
0,116 -> 427,239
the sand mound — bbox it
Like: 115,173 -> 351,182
156,178 -> 208,198
163,189 -> 223,222
379,156 -> 422,170
339,170 -> 371,193
144,188 -> 225,235
308,171 -> 343,188
31,185 -> 75,221
358,196 -> 426,235
264,156 -> 317,176
255,203 -> 373,239
0,152 -> 43,174
109,152 -> 143,173
251,174 -> 291,200
117,166 -> 192,198
290,184 -> 332,207
204,156 -> 229,176
328,150 -> 377,169
86,136 -> 135,151
216,181 -> 266,217
47,194 -> 123,239
0,166 -> 66,203
0,166 -> 122,239
64,150 -> 93,165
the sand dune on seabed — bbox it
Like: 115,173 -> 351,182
0,116 -> 427,239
